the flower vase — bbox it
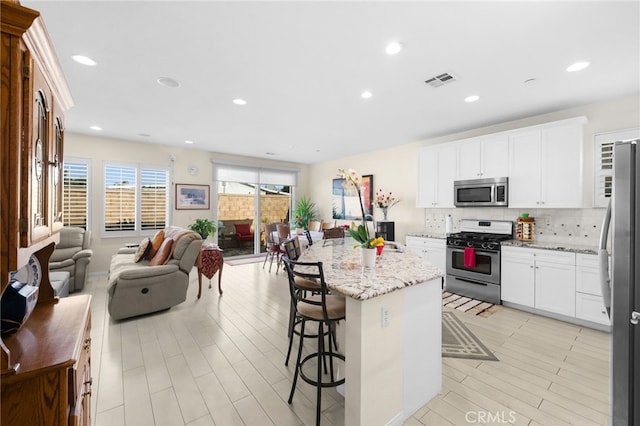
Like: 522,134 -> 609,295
360,247 -> 376,268
381,207 -> 388,221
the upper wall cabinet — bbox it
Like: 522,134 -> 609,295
417,144 -> 457,208
508,117 -> 587,208
456,134 -> 509,180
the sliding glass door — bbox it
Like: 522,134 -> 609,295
214,164 -> 296,257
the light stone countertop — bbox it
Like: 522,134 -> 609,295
406,232 -> 598,254
297,239 -> 443,301
406,232 -> 446,240
501,240 -> 598,255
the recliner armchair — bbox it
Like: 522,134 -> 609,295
49,226 -> 93,292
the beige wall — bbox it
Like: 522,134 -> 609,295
68,94 -> 639,273
65,134 -> 309,272
307,94 -> 640,241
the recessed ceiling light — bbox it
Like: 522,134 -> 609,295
156,77 -> 181,88
385,41 -> 403,55
89,125 -> 102,131
233,98 -> 247,105
72,55 -> 97,66
464,95 -> 480,103
566,61 -> 590,72
184,140 -> 194,144
361,91 -> 373,99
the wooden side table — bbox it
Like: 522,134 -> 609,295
197,245 -> 224,298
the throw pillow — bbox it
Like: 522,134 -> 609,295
134,238 -> 151,263
146,230 -> 165,259
149,238 -> 174,266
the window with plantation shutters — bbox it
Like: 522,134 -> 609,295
140,168 -> 169,230
63,158 -> 90,229
103,162 -> 169,236
594,128 -> 639,207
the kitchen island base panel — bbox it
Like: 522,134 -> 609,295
344,277 -> 442,426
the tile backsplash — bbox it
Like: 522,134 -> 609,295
424,207 -> 606,248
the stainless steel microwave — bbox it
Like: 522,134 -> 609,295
454,177 -> 508,207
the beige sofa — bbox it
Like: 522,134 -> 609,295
107,226 -> 202,320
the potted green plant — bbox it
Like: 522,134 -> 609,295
189,218 -> 217,240
293,195 -> 318,231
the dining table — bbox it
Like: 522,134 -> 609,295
297,239 -> 443,426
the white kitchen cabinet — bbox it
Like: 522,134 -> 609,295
575,253 -> 610,326
534,259 -> 576,317
456,134 -> 509,180
501,246 -> 576,317
416,145 -> 456,208
501,247 -> 535,307
406,236 -> 446,278
576,293 -> 610,326
508,117 -> 586,208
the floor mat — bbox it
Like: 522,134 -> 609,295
442,290 -> 502,317
442,310 -> 499,361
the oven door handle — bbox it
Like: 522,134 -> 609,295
449,276 -> 489,286
447,247 -> 499,255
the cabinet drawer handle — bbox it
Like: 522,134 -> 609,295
84,377 -> 93,386
83,337 -> 91,350
82,390 -> 92,397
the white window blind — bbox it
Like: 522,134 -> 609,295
103,163 -> 169,235
594,128 -> 640,207
213,163 -> 297,186
63,158 -> 90,229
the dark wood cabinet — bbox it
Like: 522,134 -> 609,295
1,2 -> 89,425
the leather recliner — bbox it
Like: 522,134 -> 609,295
49,226 -> 93,292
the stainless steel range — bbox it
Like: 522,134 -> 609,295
445,219 -> 513,304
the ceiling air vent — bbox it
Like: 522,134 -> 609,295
425,72 -> 456,88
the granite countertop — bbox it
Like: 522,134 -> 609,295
406,232 -> 446,240
297,239 -> 443,301
501,240 -> 598,255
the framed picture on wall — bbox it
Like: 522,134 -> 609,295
332,174 -> 373,220
176,184 -> 210,210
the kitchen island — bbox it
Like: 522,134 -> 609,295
298,241 -> 443,425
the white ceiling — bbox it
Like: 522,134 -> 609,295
24,1 -> 640,164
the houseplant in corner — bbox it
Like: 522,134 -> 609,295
189,218 -> 217,241
293,195 -> 318,232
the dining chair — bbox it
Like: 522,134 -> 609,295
322,227 -> 345,246
304,230 -> 314,246
282,257 -> 345,426
308,220 -> 321,232
263,222 -> 284,272
276,222 -> 291,243
321,221 -> 334,231
282,238 -> 301,261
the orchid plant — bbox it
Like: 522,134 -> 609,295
337,168 -> 383,249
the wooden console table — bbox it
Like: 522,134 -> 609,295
197,245 -> 224,298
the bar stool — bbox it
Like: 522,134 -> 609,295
282,257 -> 345,426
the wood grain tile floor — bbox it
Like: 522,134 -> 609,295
84,262 -> 610,425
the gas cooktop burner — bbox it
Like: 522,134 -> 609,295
449,232 -> 513,243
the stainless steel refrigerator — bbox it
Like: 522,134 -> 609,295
599,139 -> 639,425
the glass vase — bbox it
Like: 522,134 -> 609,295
381,207 -> 388,221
